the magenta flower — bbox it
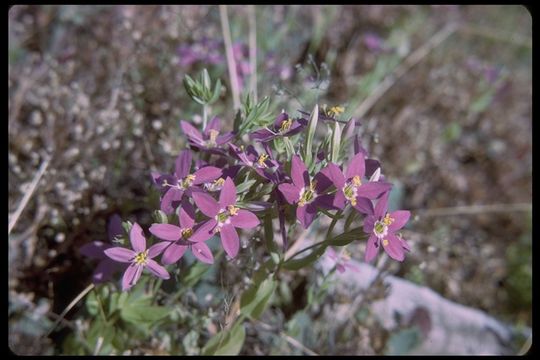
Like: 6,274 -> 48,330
363,192 -> 411,262
157,149 -> 222,214
322,152 -> 392,214
250,113 -> 307,142
326,247 -> 361,274
277,155 -> 335,229
180,117 -> 234,152
192,177 -> 260,258
228,143 -> 280,183
202,165 -> 242,192
149,199 -> 214,265
104,222 -> 170,291
80,214 -> 126,284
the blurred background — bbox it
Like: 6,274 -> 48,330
8,5 -> 531,355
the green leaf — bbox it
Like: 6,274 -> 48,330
121,221 -> 133,235
152,210 -> 169,224
202,322 -> 246,355
236,179 -> 257,194
86,319 -> 115,355
330,121 -> 341,162
327,227 -> 366,246
240,277 -> 277,319
209,79 -> 222,104
86,290 -> 99,316
303,104 -> 319,167
263,212 -> 278,254
282,243 -> 328,271
181,261 -> 212,288
120,299 -> 171,325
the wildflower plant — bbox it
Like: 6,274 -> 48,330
80,67 -> 411,355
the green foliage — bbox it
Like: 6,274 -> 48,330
240,278 -> 277,319
202,321 -> 246,355
184,69 -> 222,106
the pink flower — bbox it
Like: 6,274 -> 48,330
363,192 -> 411,262
149,199 -> 214,265
326,247 -> 361,274
104,222 -> 170,291
191,177 -> 260,258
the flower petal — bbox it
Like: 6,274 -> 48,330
92,259 -> 119,283
365,159 -> 381,178
278,183 -> 300,204
175,150 -> 192,179
130,222 -> 147,252
333,191 -> 346,209
336,264 -> 346,273
230,209 -> 260,229
204,116 -> 221,134
356,181 -> 393,200
161,187 -> 184,214
190,219 -> 218,242
273,112 -> 289,128
345,152 -> 366,179
122,263 -> 143,291
314,169 -> 334,193
374,191 -> 390,218
216,132 -> 235,145
363,215 -> 376,234
80,241 -> 110,259
178,199 -> 196,228
219,177 -> 237,207
108,214 -> 124,242
382,233 -> 405,262
161,242 -> 188,265
149,224 -> 182,241
250,128 -> 275,142
388,210 -> 411,232
104,247 -> 136,263
192,192 -> 220,217
320,162 -> 345,189
353,197 -> 375,215
145,259 -> 170,279
364,234 -> 379,263
291,155 -> 309,188
296,204 -> 317,229
180,120 -> 204,145
220,224 -> 240,258
192,242 -> 214,264
192,166 -> 222,185
148,241 -> 171,258
313,194 -> 335,210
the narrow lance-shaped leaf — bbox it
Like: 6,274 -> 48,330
331,121 -> 342,163
303,104 -> 319,167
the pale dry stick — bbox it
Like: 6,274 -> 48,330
284,215 -> 333,261
415,203 -> 531,218
354,23 -> 458,120
8,155 -> 52,235
253,319 -> 319,356
44,283 -> 95,337
219,5 -> 241,110
248,5 -> 258,102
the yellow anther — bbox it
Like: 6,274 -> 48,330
181,228 -> 193,239
328,106 -> 345,117
383,213 -> 394,226
350,198 -> 357,206
214,178 -> 225,186
382,239 -> 389,247
257,154 -> 269,167
134,250 -> 149,265
352,175 -> 362,187
279,118 -> 293,132
208,129 -> 219,142
227,205 -> 239,216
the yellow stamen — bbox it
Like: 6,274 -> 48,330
383,213 -> 394,226
134,250 -> 149,266
328,105 -> 345,117
227,205 -> 239,216
209,129 -> 219,143
382,239 -> 389,247
279,118 -> 293,132
182,174 -> 197,188
257,154 -> 269,167
181,228 -> 193,239
352,175 -> 362,187
214,178 -> 225,186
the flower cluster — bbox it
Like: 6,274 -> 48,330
82,77 -> 410,291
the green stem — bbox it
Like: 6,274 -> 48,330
95,289 -> 109,325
